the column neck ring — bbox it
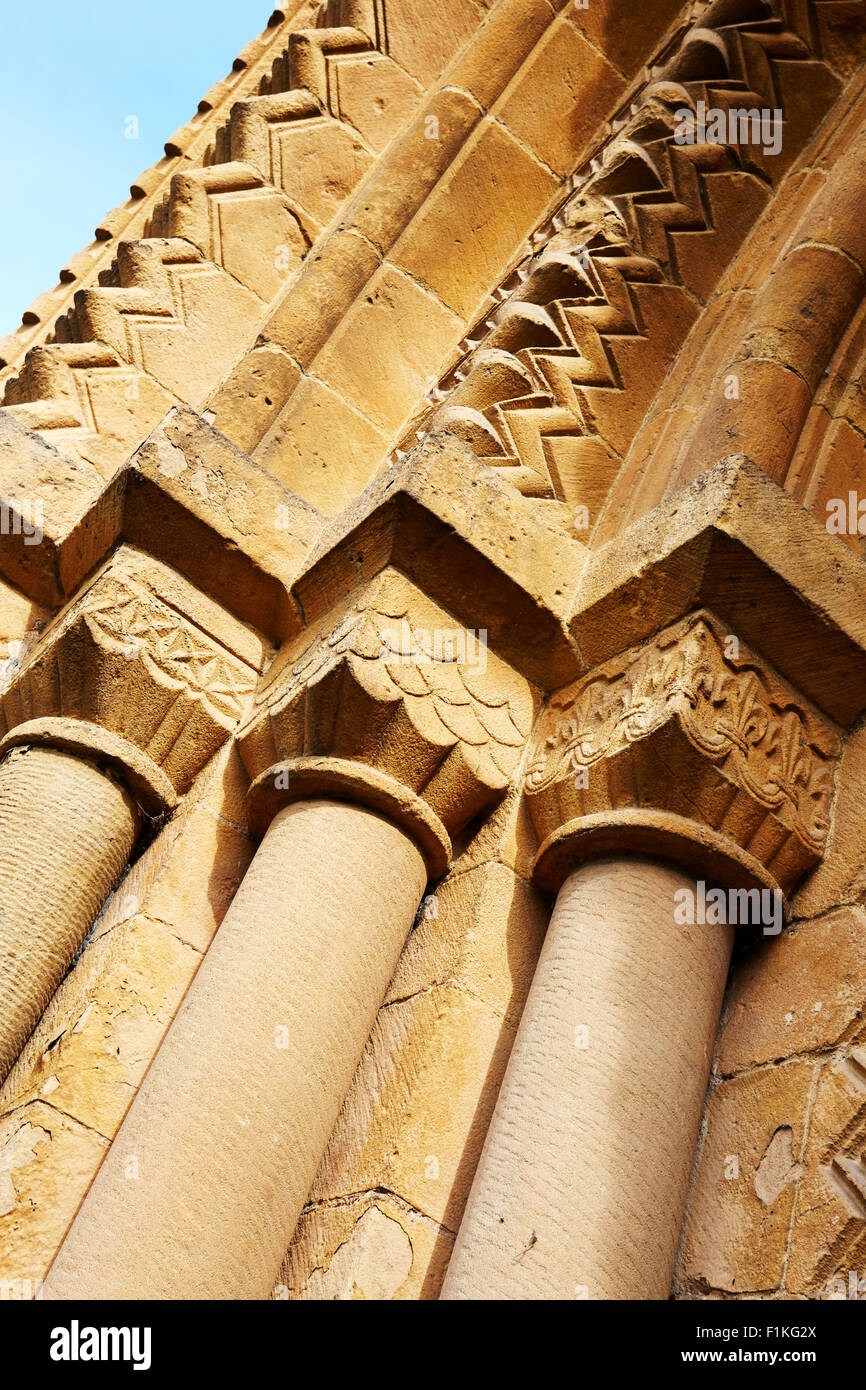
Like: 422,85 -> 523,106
0,718 -> 177,817
248,755 -> 451,877
532,809 -> 786,919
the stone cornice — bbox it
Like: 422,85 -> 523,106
0,412 -> 585,682
289,431 -> 587,688
0,407 -> 321,628
7,419 -> 866,746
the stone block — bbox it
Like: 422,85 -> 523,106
391,118 -> 558,321
679,1061 -> 816,1293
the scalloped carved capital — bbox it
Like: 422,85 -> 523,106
525,612 -> 841,895
0,546 -> 265,806
239,569 -> 535,864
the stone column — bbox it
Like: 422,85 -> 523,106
44,795 -> 428,1300
442,612 -> 840,1300
43,566 -> 533,1299
441,855 -> 733,1299
0,743 -> 140,1084
0,547 -> 264,1087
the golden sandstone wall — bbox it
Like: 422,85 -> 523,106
0,0 -> 865,1300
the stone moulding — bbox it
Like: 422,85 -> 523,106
0,1 -> 315,378
531,807 -> 786,903
0,0 -> 496,483
525,611 -> 842,896
393,0 -> 857,527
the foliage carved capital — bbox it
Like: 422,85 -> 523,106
525,612 -> 841,895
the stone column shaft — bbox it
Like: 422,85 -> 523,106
0,745 -> 140,1084
44,797 -> 428,1300
441,856 -> 734,1300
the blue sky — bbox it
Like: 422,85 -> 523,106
0,1 -> 273,334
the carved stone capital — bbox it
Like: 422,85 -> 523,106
0,545 -> 268,809
239,568 -> 535,870
524,612 -> 841,898
571,456 -> 866,726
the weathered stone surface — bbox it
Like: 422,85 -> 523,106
311,263 -> 463,435
0,747 -> 139,1085
123,407 -> 321,636
794,721 -> 866,918
444,858 -> 733,1300
0,914 -> 201,1138
0,1103 -> 108,1295
679,1062 -> 817,1294
718,910 -> 866,1075
0,413 -> 103,606
493,14 -> 626,176
254,374 -> 391,515
388,863 -> 550,1026
0,577 -> 47,690
391,118 -> 559,321
0,739 -> 255,1282
786,1055 -> 866,1297
279,1195 -> 452,1300
278,859 -> 545,1294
